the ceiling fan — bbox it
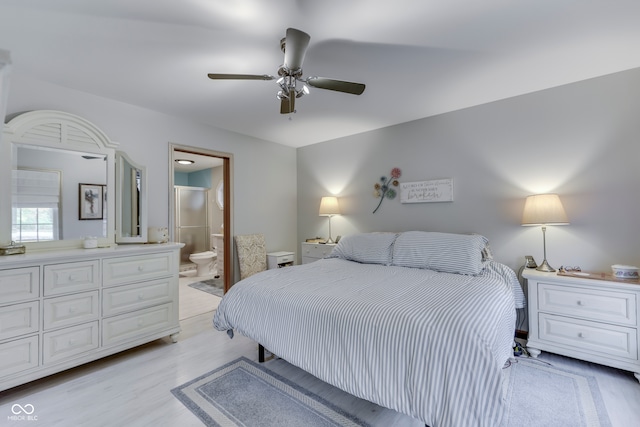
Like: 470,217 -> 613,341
207,28 -> 366,114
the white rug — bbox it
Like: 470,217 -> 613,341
503,357 -> 611,427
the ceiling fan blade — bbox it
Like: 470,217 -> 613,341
207,73 -> 274,80
280,95 -> 295,114
306,77 -> 366,95
283,28 -> 310,71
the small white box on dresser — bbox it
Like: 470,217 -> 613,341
523,268 -> 640,383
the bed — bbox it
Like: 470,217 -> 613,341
213,231 -> 525,427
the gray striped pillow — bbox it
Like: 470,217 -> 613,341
391,231 -> 489,275
328,232 -> 398,265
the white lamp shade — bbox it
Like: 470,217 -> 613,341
521,194 -> 569,226
319,196 -> 340,216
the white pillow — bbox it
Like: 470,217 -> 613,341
391,231 -> 490,275
328,233 -> 398,265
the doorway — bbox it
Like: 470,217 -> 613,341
169,144 -> 233,318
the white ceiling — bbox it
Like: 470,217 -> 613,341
1,1 -> 640,148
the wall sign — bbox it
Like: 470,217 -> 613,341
400,178 -> 454,203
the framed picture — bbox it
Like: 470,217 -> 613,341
79,183 -> 104,220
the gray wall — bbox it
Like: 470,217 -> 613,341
297,68 -> 640,274
6,75 -> 298,283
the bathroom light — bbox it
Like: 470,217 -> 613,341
319,196 -> 340,244
175,159 -> 194,165
522,194 -> 569,272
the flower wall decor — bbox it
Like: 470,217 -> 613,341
373,167 -> 401,213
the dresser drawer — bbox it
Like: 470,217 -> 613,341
539,313 -> 637,360
44,260 -> 100,296
102,303 -> 174,346
538,283 -> 636,326
0,336 -> 39,377
0,301 -> 39,341
103,252 -> 173,287
0,267 -> 40,304
301,243 -> 335,264
43,321 -> 99,364
43,291 -> 99,330
102,278 -> 174,316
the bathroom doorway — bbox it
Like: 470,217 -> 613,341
169,144 -> 232,303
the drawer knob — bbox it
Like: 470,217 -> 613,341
138,265 -> 145,272
576,300 -> 584,306
138,294 -> 144,301
577,332 -> 586,338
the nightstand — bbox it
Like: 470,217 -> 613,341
267,251 -> 295,269
301,242 -> 336,264
523,268 -> 640,383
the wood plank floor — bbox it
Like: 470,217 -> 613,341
1,293 -> 638,426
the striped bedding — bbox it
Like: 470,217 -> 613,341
213,258 -> 524,427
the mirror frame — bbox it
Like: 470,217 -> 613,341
115,150 -> 147,243
1,110 -> 117,250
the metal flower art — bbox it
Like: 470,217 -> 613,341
373,167 -> 401,214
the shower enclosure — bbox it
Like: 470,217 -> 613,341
174,185 -> 209,265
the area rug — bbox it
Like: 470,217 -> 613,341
188,279 -> 224,298
172,356 -> 611,427
172,357 -> 370,427
503,357 -> 611,427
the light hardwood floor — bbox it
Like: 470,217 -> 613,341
178,268 -> 221,320
1,304 -> 638,426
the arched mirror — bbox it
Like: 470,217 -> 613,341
1,110 -> 117,250
1,110 -> 150,251
115,151 -> 147,243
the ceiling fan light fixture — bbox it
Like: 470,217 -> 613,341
207,28 -> 365,113
296,85 -> 309,98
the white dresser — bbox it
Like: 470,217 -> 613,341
301,242 -> 336,264
0,243 -> 182,391
523,269 -> 640,383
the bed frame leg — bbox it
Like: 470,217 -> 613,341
258,344 -> 265,363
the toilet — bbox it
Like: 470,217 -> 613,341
189,250 -> 217,277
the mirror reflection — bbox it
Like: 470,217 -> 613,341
12,145 -> 107,242
115,151 -> 147,243
118,155 -> 141,237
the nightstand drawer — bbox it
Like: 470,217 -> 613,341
301,243 -> 336,264
539,283 -> 636,326
539,313 -> 637,360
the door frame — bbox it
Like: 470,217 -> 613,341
169,143 -> 233,292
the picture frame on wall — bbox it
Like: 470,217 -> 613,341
79,183 -> 104,220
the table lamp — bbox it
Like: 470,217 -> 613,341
521,194 -> 569,272
319,196 -> 340,244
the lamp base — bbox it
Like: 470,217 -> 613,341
325,237 -> 334,244
536,259 -> 555,272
